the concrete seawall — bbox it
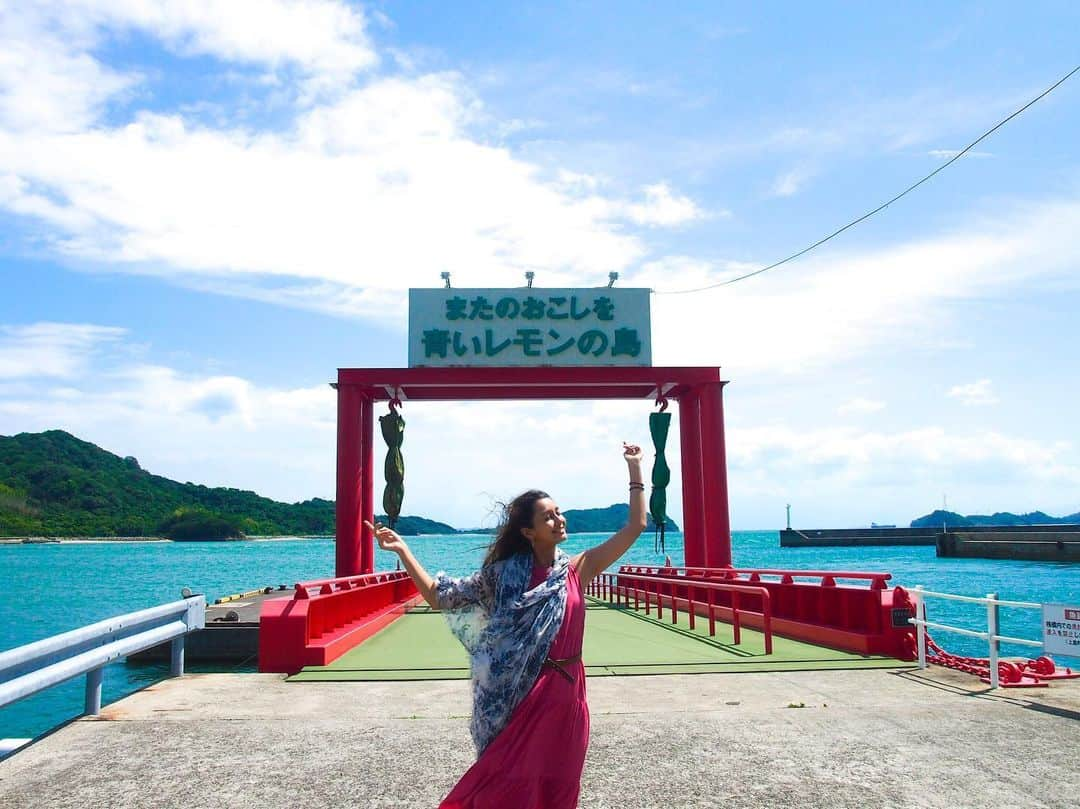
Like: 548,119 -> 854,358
781,525 -> 1080,560
780,527 -> 937,547
937,530 -> 1080,562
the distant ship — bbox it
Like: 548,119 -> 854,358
870,522 -> 896,528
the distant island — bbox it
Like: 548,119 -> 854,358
458,503 -> 677,535
560,503 -> 678,533
910,509 -> 1080,528
0,430 -> 673,540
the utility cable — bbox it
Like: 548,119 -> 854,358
653,63 -> 1080,295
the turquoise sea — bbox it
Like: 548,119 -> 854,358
2,530 -> 1078,742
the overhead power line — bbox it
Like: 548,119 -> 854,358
653,63 -> 1080,295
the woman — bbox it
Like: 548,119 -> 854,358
366,442 -> 647,808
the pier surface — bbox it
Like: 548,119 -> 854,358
2,668 -> 1077,808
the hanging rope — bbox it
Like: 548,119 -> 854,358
649,392 -> 671,555
379,396 -> 405,529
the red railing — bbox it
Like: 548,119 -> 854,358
617,564 -> 916,660
259,570 -> 418,673
622,565 -> 891,589
589,570 -> 773,654
294,571 -> 408,600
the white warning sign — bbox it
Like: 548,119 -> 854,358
1042,604 -> 1080,656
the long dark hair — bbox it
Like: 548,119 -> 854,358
483,489 -> 550,567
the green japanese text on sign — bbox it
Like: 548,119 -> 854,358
408,288 -> 651,367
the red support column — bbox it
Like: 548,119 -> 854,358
360,396 -> 375,574
335,384 -> 363,577
698,382 -> 732,567
678,390 -> 706,567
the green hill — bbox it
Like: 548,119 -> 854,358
564,503 -> 679,533
911,509 -> 1080,528
376,514 -> 457,535
462,504 -> 678,535
0,430 -> 335,538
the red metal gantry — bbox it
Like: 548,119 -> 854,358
332,366 -> 734,577
258,364 -> 932,672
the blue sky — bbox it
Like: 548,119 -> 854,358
1,1 -> 1078,530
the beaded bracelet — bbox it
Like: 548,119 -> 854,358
629,482 -> 645,491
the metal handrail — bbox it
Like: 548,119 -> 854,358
0,595 -> 205,722
620,564 -> 892,587
907,585 -> 1043,688
594,570 -> 773,654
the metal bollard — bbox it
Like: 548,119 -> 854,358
987,593 -> 999,689
85,667 -> 103,716
171,636 -> 185,677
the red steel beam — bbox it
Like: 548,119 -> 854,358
337,366 -> 724,399
359,396 -> 375,574
698,381 -> 732,567
678,389 -> 706,567
335,384 -> 363,578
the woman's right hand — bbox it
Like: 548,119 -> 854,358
364,520 -> 407,555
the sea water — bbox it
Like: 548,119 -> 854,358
2,531 -> 1078,741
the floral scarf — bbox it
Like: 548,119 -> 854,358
435,549 -> 569,754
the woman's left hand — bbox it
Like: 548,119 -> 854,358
622,442 -> 643,464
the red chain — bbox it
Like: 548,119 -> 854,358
923,633 -> 1067,685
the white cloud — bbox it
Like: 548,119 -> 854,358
0,322 -> 126,379
625,183 -> 706,226
927,149 -> 992,159
628,197 -> 1080,376
13,1 -> 376,89
0,15 -> 135,133
769,165 -> 815,198
837,397 -> 885,415
728,423 -> 1080,510
0,93 -> 645,288
726,424 -> 1080,528
0,4 -> 718,313
948,379 -> 998,406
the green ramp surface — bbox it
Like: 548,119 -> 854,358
289,598 -> 911,682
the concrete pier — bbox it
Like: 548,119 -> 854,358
1,668 -> 1077,808
127,587 -> 288,663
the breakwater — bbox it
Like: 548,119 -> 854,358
937,528 -> 1080,562
780,527 -> 937,547
781,525 -> 1080,562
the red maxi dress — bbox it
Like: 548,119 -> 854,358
440,560 -> 590,809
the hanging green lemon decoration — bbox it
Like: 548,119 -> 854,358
649,410 -> 671,554
380,407 -> 405,529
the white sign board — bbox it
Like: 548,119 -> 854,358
408,287 -> 652,367
1042,604 -> 1080,657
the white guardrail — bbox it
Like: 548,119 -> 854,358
0,595 -> 205,754
908,585 -> 1043,688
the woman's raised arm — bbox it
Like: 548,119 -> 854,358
574,443 -> 648,587
366,520 -> 440,608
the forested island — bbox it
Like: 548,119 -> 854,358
0,430 -> 670,540
910,509 -> 1080,528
